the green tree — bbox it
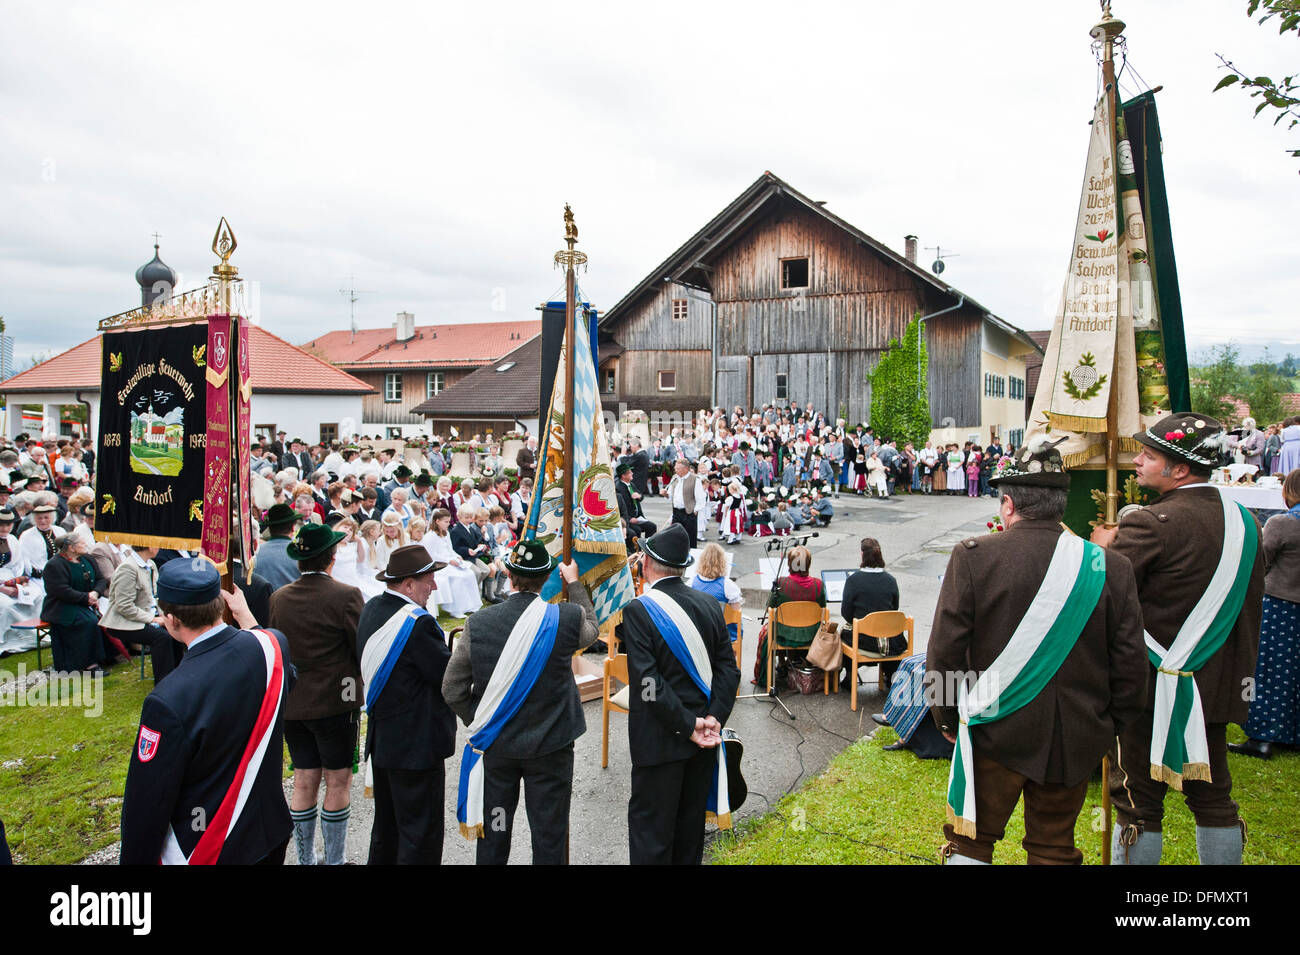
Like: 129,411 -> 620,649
867,313 -> 931,447
1214,0 -> 1300,162
1190,343 -> 1244,420
1245,348 -> 1291,422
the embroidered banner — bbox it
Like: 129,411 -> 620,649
95,323 -> 208,549
202,318 -> 232,566
236,318 -> 253,577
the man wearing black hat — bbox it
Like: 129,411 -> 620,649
620,524 -> 740,864
280,438 -> 312,476
356,544 -> 456,864
442,544 -> 596,864
1091,413 -> 1266,865
254,503 -> 302,591
382,464 -> 414,499
926,437 -> 1147,864
270,524 -> 364,865
120,560 -> 295,864
615,463 -> 656,550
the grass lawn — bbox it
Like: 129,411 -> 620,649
0,609 -> 468,865
709,726 -> 1300,865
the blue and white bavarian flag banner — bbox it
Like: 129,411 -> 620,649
638,588 -> 733,828
457,597 -> 560,839
524,297 -> 636,626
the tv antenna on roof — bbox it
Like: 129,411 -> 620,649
339,275 -> 374,341
925,245 -> 959,275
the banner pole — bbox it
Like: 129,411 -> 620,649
555,204 -> 587,566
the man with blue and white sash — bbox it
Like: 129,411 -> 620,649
357,544 -> 456,864
620,524 -> 741,865
442,542 -> 596,864
928,438 -> 1147,864
1092,413 -> 1266,865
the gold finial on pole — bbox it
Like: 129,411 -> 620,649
1091,2 -> 1126,65
554,203 -> 588,272
210,217 -> 240,316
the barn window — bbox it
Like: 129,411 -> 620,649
427,371 -> 444,396
385,373 -> 403,402
671,298 -> 688,321
602,369 -> 616,394
781,257 -> 809,289
775,373 -> 788,401
658,370 -> 676,391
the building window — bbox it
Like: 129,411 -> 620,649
602,368 -> 616,394
386,427 -> 403,439
781,257 -> 809,289
671,298 -> 688,321
658,370 -> 676,391
1009,376 -> 1025,401
427,371 -> 444,397
985,373 -> 1007,398
256,424 -> 276,445
385,373 -> 402,402
775,372 -> 788,401
320,423 -> 338,445
1008,428 -> 1024,450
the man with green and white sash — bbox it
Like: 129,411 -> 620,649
928,438 -> 1147,864
1092,413 -> 1265,865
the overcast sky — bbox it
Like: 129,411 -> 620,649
2,0 -> 1296,371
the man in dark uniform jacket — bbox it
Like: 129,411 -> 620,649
620,524 -> 740,864
120,561 -> 295,865
615,462 -> 656,550
928,439 -> 1146,864
442,544 -> 598,864
356,545 -> 456,864
1091,413 -> 1265,865
627,438 -> 651,496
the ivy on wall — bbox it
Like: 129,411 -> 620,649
867,312 -> 932,447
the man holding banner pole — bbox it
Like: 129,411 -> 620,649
1091,413 -> 1265,865
621,524 -> 740,865
927,439 -> 1146,865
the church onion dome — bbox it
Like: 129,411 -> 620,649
135,242 -> 177,291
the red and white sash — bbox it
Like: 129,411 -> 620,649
161,628 -> 284,865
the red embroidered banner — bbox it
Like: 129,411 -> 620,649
202,316 -> 233,568
236,318 -> 253,575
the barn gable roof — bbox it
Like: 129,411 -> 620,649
600,170 -> 1041,354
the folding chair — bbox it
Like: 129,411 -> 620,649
723,604 -> 743,669
601,653 -> 630,769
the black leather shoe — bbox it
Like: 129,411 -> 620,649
882,741 -> 907,751
870,713 -> 889,728
1228,738 -> 1273,759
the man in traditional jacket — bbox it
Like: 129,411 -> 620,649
442,544 -> 596,864
270,523 -> 364,865
928,438 -> 1146,864
663,459 -> 707,548
356,545 -> 455,864
1091,413 -> 1265,865
620,525 -> 740,864
616,462 -> 656,548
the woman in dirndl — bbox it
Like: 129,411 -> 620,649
41,528 -> 114,672
1231,468 -> 1300,758
946,444 -> 966,495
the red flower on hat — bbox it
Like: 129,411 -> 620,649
1164,430 -> 1185,441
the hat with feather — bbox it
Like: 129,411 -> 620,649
989,435 -> 1070,489
1132,412 -> 1233,470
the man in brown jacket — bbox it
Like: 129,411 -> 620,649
1091,413 -> 1265,865
269,523 -> 365,865
928,438 -> 1147,864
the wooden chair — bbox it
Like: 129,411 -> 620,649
842,611 -> 915,712
601,653 -> 630,769
447,626 -> 464,651
723,604 -> 743,669
767,601 -> 831,695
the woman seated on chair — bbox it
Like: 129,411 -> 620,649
690,542 -> 743,641
102,544 -> 184,684
840,537 -> 905,687
40,527 -> 115,673
753,545 -> 826,686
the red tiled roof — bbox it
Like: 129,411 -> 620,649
303,320 -> 541,369
411,335 -> 541,417
0,325 -> 374,395
1283,393 -> 1300,415
1023,330 -> 1052,398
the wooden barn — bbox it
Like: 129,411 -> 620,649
598,172 -> 1041,446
